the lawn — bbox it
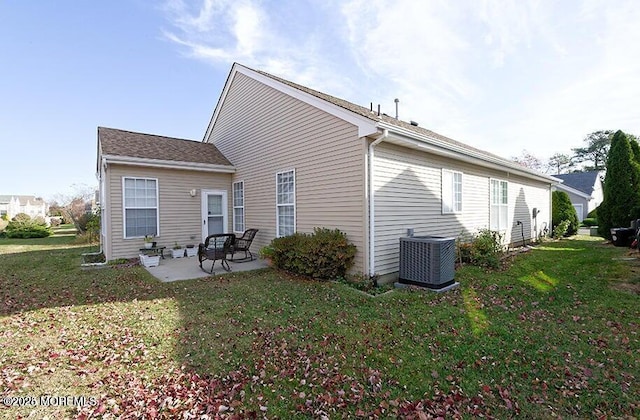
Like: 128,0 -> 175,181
0,231 -> 638,418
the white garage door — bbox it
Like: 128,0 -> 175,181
573,204 -> 584,222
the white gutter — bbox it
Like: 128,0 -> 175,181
101,154 -> 236,173
378,122 -> 558,185
368,129 -> 388,276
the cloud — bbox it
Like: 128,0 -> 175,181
486,0 -> 640,157
160,0 -> 353,95
161,0 -> 268,63
160,0 -> 640,161
339,0 -> 478,133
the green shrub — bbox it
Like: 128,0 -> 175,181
553,220 -> 571,239
587,208 -> 598,219
582,217 -> 597,227
270,228 -> 357,279
458,229 -> 504,269
258,245 -> 275,259
5,217 -> 52,238
75,212 -> 99,234
552,191 -> 579,236
470,229 -> 504,269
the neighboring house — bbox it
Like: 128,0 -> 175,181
0,195 -> 48,220
97,63 -> 557,281
552,171 -> 604,221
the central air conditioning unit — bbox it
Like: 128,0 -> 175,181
399,236 -> 456,289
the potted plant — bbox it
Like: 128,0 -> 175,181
171,242 -> 184,258
185,244 -> 197,257
258,245 -> 275,266
144,235 -> 155,249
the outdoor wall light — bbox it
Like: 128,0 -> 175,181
189,189 -> 197,197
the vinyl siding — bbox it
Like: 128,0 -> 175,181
373,142 -> 551,276
105,164 -> 231,260
208,72 -> 367,273
590,177 -> 604,214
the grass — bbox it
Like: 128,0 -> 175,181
0,232 -> 638,418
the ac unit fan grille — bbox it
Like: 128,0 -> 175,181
399,236 -> 455,288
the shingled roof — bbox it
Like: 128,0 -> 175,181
98,127 -> 231,167
0,195 -> 45,205
250,66 -> 519,166
553,171 -> 602,196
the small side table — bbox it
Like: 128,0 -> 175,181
139,246 -> 166,259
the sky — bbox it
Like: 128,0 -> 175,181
2,0 -> 640,202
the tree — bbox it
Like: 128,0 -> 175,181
552,191 -> 579,236
597,130 -> 640,238
512,150 -> 544,172
630,137 -> 640,165
572,130 -> 613,171
50,184 -> 97,233
547,153 -> 574,174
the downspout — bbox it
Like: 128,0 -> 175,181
368,129 -> 388,276
99,157 -> 108,257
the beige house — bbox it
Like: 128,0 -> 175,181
97,63 -> 557,280
0,195 -> 48,220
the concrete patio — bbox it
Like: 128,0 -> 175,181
143,254 -> 269,282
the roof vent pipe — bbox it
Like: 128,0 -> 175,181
394,98 -> 399,119
377,104 -> 380,116
410,120 -> 419,126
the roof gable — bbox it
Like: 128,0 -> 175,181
98,127 -> 232,167
552,171 -> 601,195
204,64 -> 379,140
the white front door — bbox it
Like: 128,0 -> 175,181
201,190 -> 228,240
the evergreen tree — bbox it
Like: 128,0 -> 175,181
597,130 -> 640,238
552,191 -> 579,236
630,136 -> 640,165
572,130 -> 613,171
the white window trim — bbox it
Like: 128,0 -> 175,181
122,176 -> 159,239
232,180 -> 245,233
275,169 -> 296,237
442,169 -> 463,214
490,178 -> 509,231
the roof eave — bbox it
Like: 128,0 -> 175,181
378,122 -> 559,184
101,154 -> 236,173
554,182 -> 593,200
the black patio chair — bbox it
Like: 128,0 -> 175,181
198,233 -> 236,274
230,229 -> 259,262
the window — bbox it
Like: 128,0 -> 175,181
233,181 -> 244,233
123,177 -> 158,238
276,169 -> 295,237
442,169 -> 462,214
490,179 -> 508,231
